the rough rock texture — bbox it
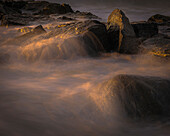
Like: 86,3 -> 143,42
107,9 -> 139,54
140,34 -> 170,57
46,20 -> 110,52
131,21 -> 158,38
95,74 -> 170,118
0,1 -> 73,26
114,75 -> 170,118
148,14 -> 170,24
17,25 -> 46,40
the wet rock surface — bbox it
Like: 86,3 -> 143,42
97,74 -> 170,118
107,9 -> 139,54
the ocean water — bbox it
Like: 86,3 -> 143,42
0,3 -> 170,136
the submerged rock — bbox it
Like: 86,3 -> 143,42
107,9 -> 139,54
93,74 -> 170,118
131,21 -> 158,38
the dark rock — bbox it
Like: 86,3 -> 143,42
74,11 -> 99,19
47,20 -> 110,53
148,14 -> 170,24
24,1 -> 73,15
131,21 -> 158,38
107,9 -> 139,54
1,15 -> 26,26
94,74 -> 170,118
140,34 -> 170,57
57,16 -> 75,21
32,25 -> 46,34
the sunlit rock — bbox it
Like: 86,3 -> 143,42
148,14 -> 170,24
107,9 -> 139,54
17,25 -> 46,39
140,34 -> 170,58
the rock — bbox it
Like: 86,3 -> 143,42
18,26 -> 32,33
57,16 -> 75,21
73,11 -> 99,19
0,15 -> 26,26
32,25 -> 46,34
93,74 -> 170,118
47,20 -> 110,52
140,34 -> 170,57
24,1 -> 73,15
107,9 -> 139,54
0,1 -> 74,26
17,25 -> 46,39
148,14 -> 170,25
131,21 -> 158,38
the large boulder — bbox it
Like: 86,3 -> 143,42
47,20 -> 110,52
17,20 -> 110,61
140,34 -> 170,57
107,9 -> 139,54
92,74 -> 170,118
131,21 -> 158,38
148,14 -> 170,24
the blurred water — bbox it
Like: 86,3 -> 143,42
0,8 -> 170,135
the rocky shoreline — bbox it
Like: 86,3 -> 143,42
0,0 -> 170,62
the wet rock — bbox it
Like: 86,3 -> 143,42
95,74 -> 170,118
17,25 -> 46,39
131,21 -> 158,38
140,34 -> 170,57
47,20 -> 110,52
148,14 -> 170,24
107,9 -> 139,54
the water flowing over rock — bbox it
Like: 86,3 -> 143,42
17,25 -> 46,39
93,74 -> 170,118
107,9 -> 139,54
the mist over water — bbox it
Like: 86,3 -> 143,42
0,1 -> 170,135
0,23 -> 170,135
